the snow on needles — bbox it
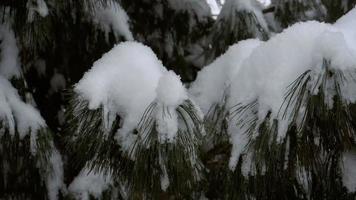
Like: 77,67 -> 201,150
27,0 -> 49,22
228,21 -> 356,169
75,41 -> 191,146
0,27 -> 45,153
69,168 -> 113,200
190,8 -> 356,171
0,25 -> 65,200
155,71 -> 188,142
89,1 -> 134,41
218,0 -> 268,30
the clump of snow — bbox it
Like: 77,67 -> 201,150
69,168 -> 113,200
0,77 -> 46,153
75,42 -> 167,147
0,25 -> 21,79
156,71 -> 187,107
228,20 -> 356,143
75,41 -> 198,147
189,39 -> 262,114
155,71 -> 188,142
27,0 -> 49,22
192,9 -> 356,170
89,1 -> 134,41
46,148 -> 66,200
342,152 -> 356,192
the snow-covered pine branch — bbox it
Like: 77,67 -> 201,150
208,0 -> 270,62
68,41 -> 205,198
0,24 -> 65,200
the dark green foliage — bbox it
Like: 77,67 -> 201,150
120,0 -> 213,81
66,93 -> 132,178
0,126 -> 55,199
66,94 -> 206,199
128,100 -> 205,199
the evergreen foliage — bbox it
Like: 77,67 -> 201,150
1,0 -> 356,199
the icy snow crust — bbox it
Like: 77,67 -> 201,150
75,42 -> 189,145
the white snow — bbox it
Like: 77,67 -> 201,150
342,151 -> 356,192
189,8 -> 356,170
27,0 -> 49,22
206,0 -> 222,16
227,20 -> 356,168
0,77 -> 46,153
76,42 -> 194,148
0,25 -> 21,79
46,148 -> 66,200
69,168 -> 113,200
335,7 -> 356,53
189,39 -> 262,115
155,71 -> 188,142
89,1 -> 134,41
76,41 -> 198,147
156,71 -> 187,107
75,42 -> 165,145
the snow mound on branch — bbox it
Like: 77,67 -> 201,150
27,0 -> 49,22
75,42 -> 165,139
155,71 -> 188,142
69,169 -> 113,200
75,42 -> 193,146
0,77 -> 46,153
156,71 -> 187,107
228,21 -> 356,141
0,25 -> 21,79
89,1 -> 133,41
190,39 -> 262,114
193,9 -> 356,169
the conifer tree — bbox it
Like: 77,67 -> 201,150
1,0 -> 356,200
0,24 -> 64,200
208,0 -> 269,62
271,0 -> 327,29
322,0 -> 356,22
